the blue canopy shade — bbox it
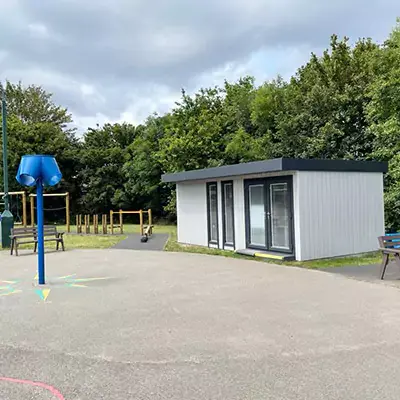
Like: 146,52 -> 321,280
16,155 -> 62,187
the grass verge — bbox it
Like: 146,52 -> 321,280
12,223 -> 381,268
164,227 -> 380,268
15,223 -> 175,251
18,234 -> 127,251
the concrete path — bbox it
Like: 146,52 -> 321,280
2,250 -> 400,399
113,233 -> 169,251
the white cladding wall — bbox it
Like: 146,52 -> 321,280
176,182 -> 208,246
176,171 -> 385,260
294,171 -> 385,260
177,179 -> 245,250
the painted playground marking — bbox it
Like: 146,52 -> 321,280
0,275 -> 110,302
0,280 -> 21,297
35,288 -> 51,302
0,376 -> 65,399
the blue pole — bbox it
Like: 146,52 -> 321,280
36,178 -> 45,285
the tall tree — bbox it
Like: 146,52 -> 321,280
78,123 -> 136,213
0,82 -> 79,221
252,35 -> 379,159
158,88 -> 226,173
367,21 -> 400,229
0,81 -> 73,129
123,115 -> 172,216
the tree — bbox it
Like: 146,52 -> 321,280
158,88 -> 226,173
251,35 -> 379,160
78,123 -> 136,213
0,81 -> 80,222
367,21 -> 400,229
0,81 -> 73,129
123,115 -> 172,217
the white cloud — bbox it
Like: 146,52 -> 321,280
0,0 -> 397,132
27,23 -> 48,38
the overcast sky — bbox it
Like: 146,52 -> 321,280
0,0 -> 397,132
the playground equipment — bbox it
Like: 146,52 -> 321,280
0,191 -> 27,226
110,209 -> 152,236
76,214 -> 108,234
16,154 -> 63,285
30,192 -> 70,232
73,209 -> 153,241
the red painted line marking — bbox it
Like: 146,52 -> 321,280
0,376 -> 65,399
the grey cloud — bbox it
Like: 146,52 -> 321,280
0,0 -> 398,125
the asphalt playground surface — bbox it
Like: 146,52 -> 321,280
320,261 -> 400,286
2,250 -> 400,399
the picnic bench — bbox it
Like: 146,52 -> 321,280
378,233 -> 400,279
10,226 -> 65,256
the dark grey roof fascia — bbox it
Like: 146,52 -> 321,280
281,158 -> 388,173
161,158 -> 388,183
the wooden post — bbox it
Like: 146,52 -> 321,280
76,215 -> 79,233
139,209 -> 144,236
66,192 -> 70,233
78,215 -> 82,234
148,208 -> 152,226
86,215 -> 90,234
94,215 -> 99,234
22,191 -> 27,227
110,210 -> 114,234
119,209 -> 123,234
30,196 -> 35,227
102,214 -> 107,234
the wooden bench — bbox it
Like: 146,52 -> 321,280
378,234 -> 400,279
10,226 -> 65,256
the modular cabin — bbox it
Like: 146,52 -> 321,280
162,158 -> 388,261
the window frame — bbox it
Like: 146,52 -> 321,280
206,182 -> 219,246
221,180 -> 235,249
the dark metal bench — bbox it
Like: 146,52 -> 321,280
378,234 -> 400,279
10,226 -> 65,256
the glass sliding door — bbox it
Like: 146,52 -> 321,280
247,183 -> 266,248
207,182 -> 219,245
245,177 -> 293,253
269,182 -> 291,251
222,181 -> 234,247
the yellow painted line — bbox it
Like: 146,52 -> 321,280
0,280 -> 17,284
69,284 -> 87,288
254,253 -> 284,260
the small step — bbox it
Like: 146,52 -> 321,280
236,249 -> 294,261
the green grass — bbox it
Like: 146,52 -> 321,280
13,223 -> 381,268
289,252 -> 381,269
56,223 -> 176,235
17,223 -> 176,251
18,234 -> 127,251
163,226 -> 380,268
164,229 -> 247,259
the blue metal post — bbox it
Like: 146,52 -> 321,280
36,178 -> 45,284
